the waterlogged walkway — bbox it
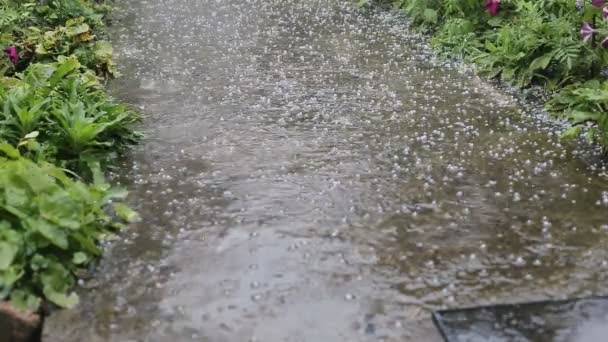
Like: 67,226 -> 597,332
45,0 -> 608,341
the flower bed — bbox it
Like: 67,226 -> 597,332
0,0 -> 140,315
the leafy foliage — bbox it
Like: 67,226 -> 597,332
0,0 -> 116,76
0,57 -> 140,166
0,145 -> 136,310
374,0 -> 608,150
547,80 -> 608,147
470,2 -> 603,88
0,0 -> 140,311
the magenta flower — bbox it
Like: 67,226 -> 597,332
581,21 -> 596,42
484,0 -> 500,16
592,0 -> 606,8
4,46 -> 18,65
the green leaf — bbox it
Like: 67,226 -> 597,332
114,203 -> 140,223
93,41 -> 113,62
0,143 -> 20,159
485,40 -> 497,52
0,242 -> 18,271
30,254 -> 49,272
44,287 -> 79,308
40,262 -> 78,308
4,186 -> 28,208
49,57 -> 80,87
72,232 -> 101,256
423,8 -> 438,24
72,252 -> 87,265
561,126 -> 582,141
10,289 -> 41,312
103,188 -> 128,201
487,17 -> 503,27
502,67 -> 515,81
0,266 -> 24,299
65,23 -> 90,37
568,110 -> 601,124
28,218 -> 68,249
85,158 -> 106,188
0,204 -> 28,219
35,44 -> 48,55
17,164 -> 56,194
529,53 -> 553,72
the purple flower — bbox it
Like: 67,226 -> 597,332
603,6 -> 608,18
593,0 -> 606,8
484,0 -> 500,16
4,46 -> 18,65
581,21 -> 596,42
602,36 -> 608,48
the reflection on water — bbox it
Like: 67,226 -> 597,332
44,0 -> 608,341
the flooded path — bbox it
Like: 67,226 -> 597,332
44,0 -> 608,341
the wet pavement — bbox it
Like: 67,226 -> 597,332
44,0 -> 608,341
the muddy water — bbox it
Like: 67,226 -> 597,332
44,0 -> 608,341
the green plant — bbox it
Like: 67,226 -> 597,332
0,144 -> 138,311
35,0 -> 106,28
432,18 -> 483,58
547,79 -> 608,148
467,1 -> 604,88
400,0 -> 443,29
0,57 -> 140,167
23,17 -> 118,75
0,0 -> 141,312
372,0 -> 608,150
1,0 -> 116,76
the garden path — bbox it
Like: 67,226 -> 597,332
45,0 -> 608,340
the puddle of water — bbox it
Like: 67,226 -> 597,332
43,0 -> 608,341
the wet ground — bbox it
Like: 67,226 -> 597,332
44,0 -> 608,341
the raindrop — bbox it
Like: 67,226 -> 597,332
514,257 -> 526,266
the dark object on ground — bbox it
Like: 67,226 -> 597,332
432,296 -> 608,342
0,302 -> 43,342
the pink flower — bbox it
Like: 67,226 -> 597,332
4,46 -> 18,65
592,0 -> 606,8
484,0 -> 500,16
581,21 -> 596,43
604,6 -> 608,18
